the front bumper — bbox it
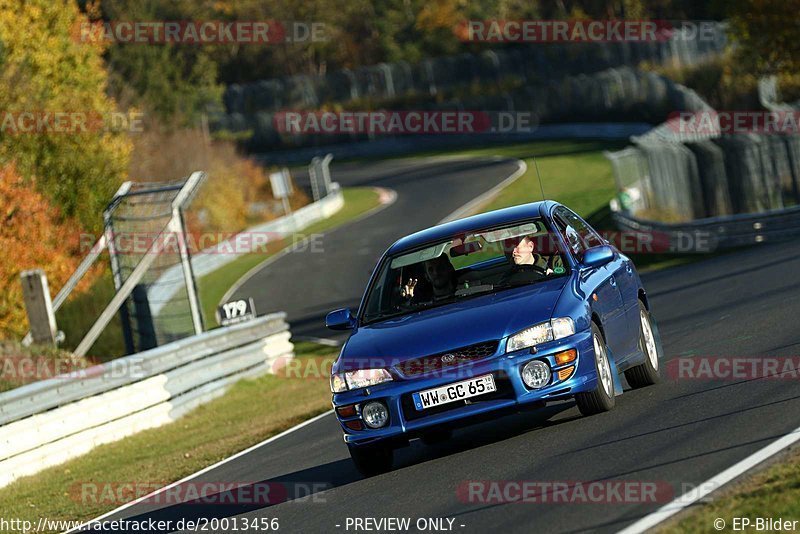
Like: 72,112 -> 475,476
333,329 -> 598,447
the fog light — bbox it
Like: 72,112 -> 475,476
522,360 -> 551,389
362,401 -> 389,429
557,365 -> 575,381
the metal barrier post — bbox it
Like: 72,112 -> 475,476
308,157 -> 321,201
321,153 -> 334,196
20,270 -> 57,346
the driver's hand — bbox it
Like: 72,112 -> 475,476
401,278 -> 418,298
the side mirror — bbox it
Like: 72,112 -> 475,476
582,244 -> 616,268
326,308 -> 355,331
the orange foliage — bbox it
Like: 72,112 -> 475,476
127,125 -> 309,249
0,165 -> 96,338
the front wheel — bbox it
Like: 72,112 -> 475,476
624,301 -> 662,389
575,323 -> 616,416
348,442 -> 393,477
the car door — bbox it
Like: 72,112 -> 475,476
554,208 -> 629,361
567,209 -> 640,360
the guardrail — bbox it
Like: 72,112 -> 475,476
605,69 -> 800,247
0,314 -> 293,488
611,204 -> 800,252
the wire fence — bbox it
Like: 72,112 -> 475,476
54,176 -> 206,359
106,181 -> 200,352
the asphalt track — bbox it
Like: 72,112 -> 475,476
82,158 -> 800,533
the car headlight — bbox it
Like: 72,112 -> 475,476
330,373 -> 348,393
506,317 -> 575,353
330,369 -> 393,393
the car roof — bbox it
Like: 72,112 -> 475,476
387,200 -> 559,255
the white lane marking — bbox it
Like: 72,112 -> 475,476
219,186 -> 396,306
617,424 -> 800,534
437,159 -> 527,224
63,410 -> 334,533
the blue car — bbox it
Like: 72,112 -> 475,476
326,201 -> 662,475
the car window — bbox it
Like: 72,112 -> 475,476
360,219 -> 568,325
553,211 -> 584,260
554,207 -> 604,261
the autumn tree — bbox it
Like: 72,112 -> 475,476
726,0 -> 800,74
0,165 -> 95,338
0,0 -> 131,232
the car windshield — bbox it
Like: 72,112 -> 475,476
361,219 -> 569,324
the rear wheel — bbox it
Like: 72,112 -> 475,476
624,301 -> 662,388
348,442 -> 393,477
575,323 -> 616,416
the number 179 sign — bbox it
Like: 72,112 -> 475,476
216,298 -> 256,326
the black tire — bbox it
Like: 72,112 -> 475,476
575,322 -> 616,416
421,428 -> 452,445
348,442 -> 393,477
624,301 -> 662,389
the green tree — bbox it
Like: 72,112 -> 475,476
0,0 -> 131,232
100,0 -> 223,123
726,0 -> 800,74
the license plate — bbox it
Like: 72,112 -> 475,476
412,374 -> 496,411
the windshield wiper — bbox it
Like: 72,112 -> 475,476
455,284 -> 495,297
364,295 -> 463,324
362,310 -> 409,324
493,279 -> 539,290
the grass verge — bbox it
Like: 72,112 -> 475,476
665,447 -> 800,533
467,140 -> 625,216
0,342 -> 338,531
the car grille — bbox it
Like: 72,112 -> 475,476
401,372 -> 514,421
394,340 -> 499,377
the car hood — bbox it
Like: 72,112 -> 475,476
336,277 -> 569,372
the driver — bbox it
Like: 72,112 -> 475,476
500,235 -> 553,284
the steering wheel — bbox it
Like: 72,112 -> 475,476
529,264 -> 548,277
